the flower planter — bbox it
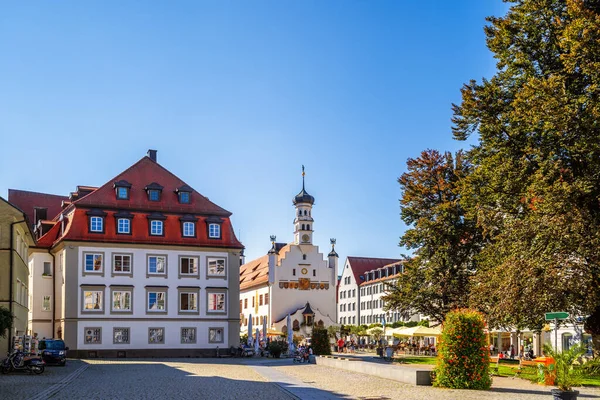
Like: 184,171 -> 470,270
551,389 -> 579,400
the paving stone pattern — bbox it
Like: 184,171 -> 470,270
2,357 -> 600,400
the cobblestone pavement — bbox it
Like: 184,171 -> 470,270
2,357 -> 600,400
50,358 -> 292,400
274,363 -> 600,400
0,359 -> 85,400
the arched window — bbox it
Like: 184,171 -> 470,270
307,224 -> 310,230
318,320 -> 324,327
293,319 -> 300,331
303,254 -> 307,260
298,210 -> 301,216
304,210 -> 307,216
302,224 -> 305,230
282,325 -> 288,334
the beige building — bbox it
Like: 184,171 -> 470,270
0,197 -> 35,353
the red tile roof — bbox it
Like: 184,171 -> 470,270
239,243 -> 291,290
72,156 -> 231,216
347,256 -> 402,285
8,189 -> 68,226
32,154 -> 243,250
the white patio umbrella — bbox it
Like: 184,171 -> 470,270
287,314 -> 293,352
247,314 -> 253,346
255,328 -> 260,353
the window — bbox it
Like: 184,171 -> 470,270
149,190 -> 160,201
239,300 -> 242,310
353,303 -> 356,311
303,254 -> 307,260
116,187 -> 128,199
149,328 -> 164,344
84,253 -> 103,273
43,262 -> 52,276
209,327 -> 224,343
208,223 -> 220,238
179,292 -> 197,312
312,269 -> 316,277
147,291 -> 166,312
42,295 -> 51,311
207,292 -> 226,312
353,289 -> 356,297
150,220 -> 163,235
244,298 -> 248,309
252,296 -> 255,307
113,328 -> 130,344
293,269 -> 296,276
90,216 -> 103,232
182,222 -> 195,237
179,191 -> 190,204
113,254 -> 132,274
179,257 -> 198,276
259,294 -> 263,306
112,290 -> 132,312
84,328 -> 101,344
117,218 -> 131,234
83,290 -> 103,311
264,293 -> 269,305
181,328 -> 196,344
147,255 -> 166,275
207,257 -> 226,277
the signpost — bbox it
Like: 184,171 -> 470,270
545,312 -> 569,351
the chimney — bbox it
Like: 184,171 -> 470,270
147,149 -> 157,162
34,207 -> 48,225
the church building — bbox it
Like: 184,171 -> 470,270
239,168 -> 338,338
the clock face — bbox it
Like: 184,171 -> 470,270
301,268 -> 308,275
302,234 -> 310,242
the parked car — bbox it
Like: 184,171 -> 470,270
38,339 -> 68,366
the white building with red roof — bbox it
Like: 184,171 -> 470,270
239,168 -> 338,339
338,257 -> 424,326
11,150 -> 243,357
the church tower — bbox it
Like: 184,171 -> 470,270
293,166 -> 315,245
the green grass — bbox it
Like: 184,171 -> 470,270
393,356 -> 600,387
393,356 -> 437,365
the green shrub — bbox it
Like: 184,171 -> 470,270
311,327 -> 331,355
267,340 -> 287,358
434,309 -> 491,390
542,343 -> 585,391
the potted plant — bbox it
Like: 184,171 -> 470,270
542,343 -> 585,400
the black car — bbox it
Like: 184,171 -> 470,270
38,339 -> 68,366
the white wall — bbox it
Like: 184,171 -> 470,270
28,252 -> 54,339
338,258 -> 358,325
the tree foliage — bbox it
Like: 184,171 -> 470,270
383,149 -> 481,323
0,307 -> 13,338
451,0 -> 600,336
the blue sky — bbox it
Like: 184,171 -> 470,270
0,1 -> 508,270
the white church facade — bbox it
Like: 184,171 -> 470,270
239,169 -> 338,338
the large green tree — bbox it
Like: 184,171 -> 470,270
383,150 -> 482,323
452,0 -> 600,336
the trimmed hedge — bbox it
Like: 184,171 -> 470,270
434,309 -> 491,390
311,327 -> 331,355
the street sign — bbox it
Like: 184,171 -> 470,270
545,312 -> 569,320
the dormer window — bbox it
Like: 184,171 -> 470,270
147,213 -> 166,236
180,215 -> 198,238
176,185 -> 193,204
145,182 -> 164,202
86,209 -> 107,234
114,211 -> 134,235
205,216 -> 223,239
114,180 -> 132,200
